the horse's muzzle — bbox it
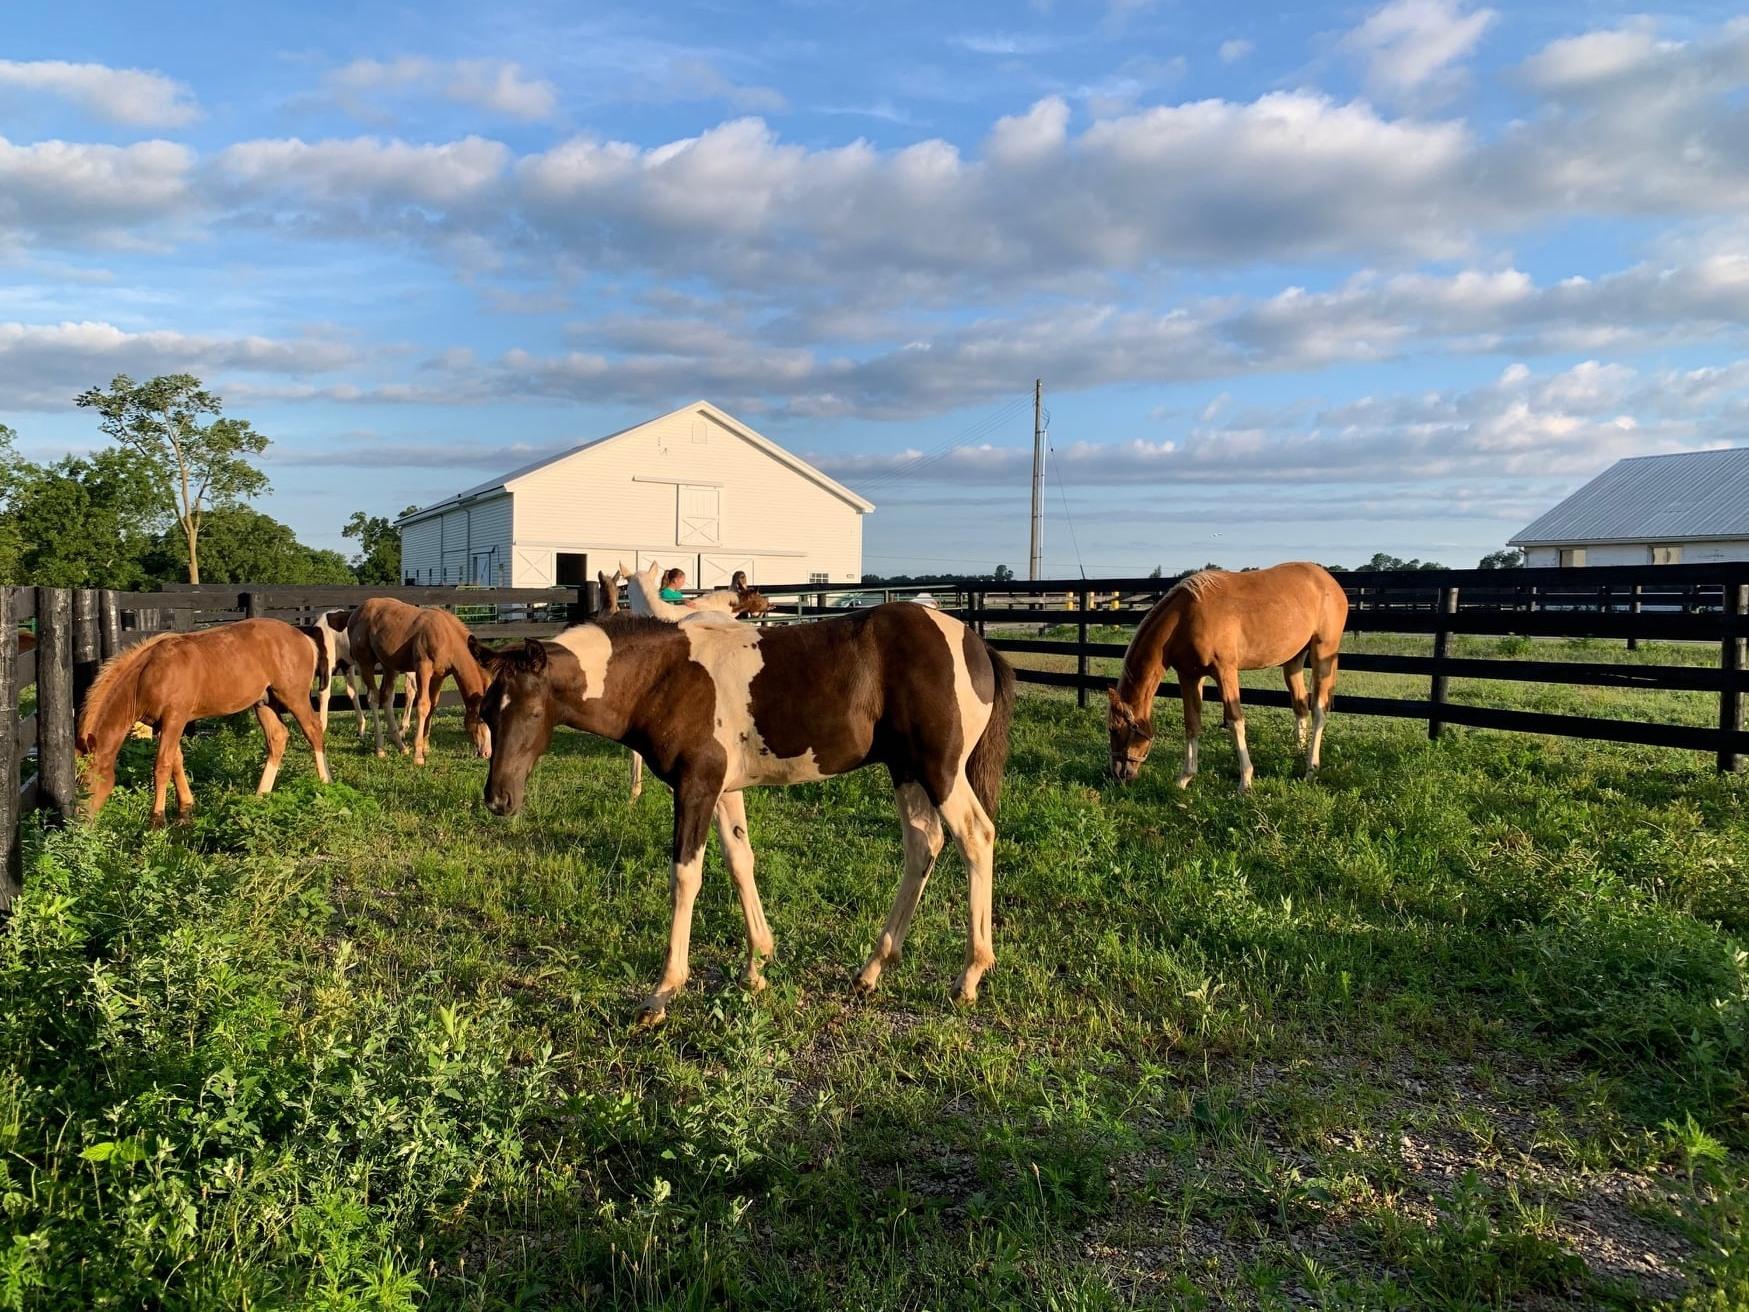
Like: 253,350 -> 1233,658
485,789 -> 519,817
1109,760 -> 1138,784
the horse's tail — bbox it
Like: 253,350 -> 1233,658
296,624 -> 331,686
75,632 -> 176,754
967,640 -> 1016,818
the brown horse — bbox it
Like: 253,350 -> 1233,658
1107,563 -> 1348,790
76,618 -> 330,823
474,603 -> 1015,1025
346,598 -> 490,764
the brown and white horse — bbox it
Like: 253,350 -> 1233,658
1107,563 -> 1348,790
473,603 -> 1016,1025
305,607 -> 417,736
77,618 -> 330,823
346,598 -> 490,764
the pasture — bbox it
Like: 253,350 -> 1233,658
2,634 -> 1746,1309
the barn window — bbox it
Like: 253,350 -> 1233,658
1558,547 -> 1586,568
1650,544 -> 1682,565
809,572 -> 828,585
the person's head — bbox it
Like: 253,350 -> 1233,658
661,567 -> 686,590
731,570 -> 748,591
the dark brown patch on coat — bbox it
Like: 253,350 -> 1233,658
745,604 -> 965,804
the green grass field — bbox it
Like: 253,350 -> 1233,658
2,636 -> 1746,1309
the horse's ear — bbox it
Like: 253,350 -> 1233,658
522,638 -> 548,672
467,634 -> 487,664
1105,686 -> 1121,708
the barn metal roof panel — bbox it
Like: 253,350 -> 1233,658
1509,447 -> 1749,546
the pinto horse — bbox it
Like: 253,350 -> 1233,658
76,618 -> 331,823
304,607 -> 417,737
1107,563 -> 1348,791
346,598 -> 490,764
473,603 -> 1016,1025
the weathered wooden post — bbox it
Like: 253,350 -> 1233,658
1627,582 -> 1642,652
242,591 -> 264,620
72,588 -> 101,715
1719,582 -> 1747,773
1429,584 -> 1459,740
33,588 -> 78,823
99,589 -> 121,659
1,587 -> 20,909
1076,584 -> 1090,710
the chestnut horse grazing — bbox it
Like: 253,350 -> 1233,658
76,618 -> 330,823
475,603 -> 1016,1025
1107,563 -> 1348,791
346,598 -> 490,764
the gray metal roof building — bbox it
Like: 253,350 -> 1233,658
1511,448 -> 1749,548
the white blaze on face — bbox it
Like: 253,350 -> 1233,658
917,608 -> 992,773
553,625 -> 613,700
684,622 -> 827,789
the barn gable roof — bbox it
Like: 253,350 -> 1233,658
1509,447 -> 1749,547
397,401 -> 875,526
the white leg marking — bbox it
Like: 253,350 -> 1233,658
1230,717 -> 1253,791
716,792 -> 773,989
937,778 -> 996,1004
1309,705 -> 1327,772
1177,736 -> 1199,789
640,844 -> 708,1025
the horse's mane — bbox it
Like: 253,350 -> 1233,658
1166,569 -> 1225,602
76,631 -> 178,753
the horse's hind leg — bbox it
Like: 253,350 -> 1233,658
855,780 -> 944,995
411,662 -> 438,765
150,717 -> 186,827
1283,652 -> 1311,755
254,704 -> 290,794
1215,661 -> 1253,791
275,682 -> 331,784
400,670 -> 419,739
715,791 -> 774,990
936,777 -> 997,1005
1308,649 -> 1340,773
346,668 -> 368,736
629,751 -> 644,802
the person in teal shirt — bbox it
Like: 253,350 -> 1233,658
659,567 -> 688,603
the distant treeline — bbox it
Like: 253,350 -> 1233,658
862,550 -> 1523,587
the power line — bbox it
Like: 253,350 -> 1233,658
848,394 -> 1030,493
1045,408 -> 1088,579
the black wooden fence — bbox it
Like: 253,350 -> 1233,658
955,562 -> 1749,772
6,565 -> 1747,905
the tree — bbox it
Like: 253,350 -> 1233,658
1148,565 -> 1163,579
75,374 -> 269,584
992,563 -> 1015,582
1479,548 -> 1524,569
344,508 -> 414,584
1365,552 -> 1448,571
8,448 -> 164,587
146,507 -> 356,586
0,426 -> 24,581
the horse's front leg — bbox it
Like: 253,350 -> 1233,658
1215,662 -> 1252,791
1177,671 -> 1203,789
638,771 -> 723,1026
715,791 -> 773,990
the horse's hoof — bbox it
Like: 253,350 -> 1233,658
1176,774 -> 1194,789
850,971 -> 879,998
633,1003 -> 668,1029
374,749 -> 387,759
148,813 -> 167,830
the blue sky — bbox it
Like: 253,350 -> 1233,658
5,1 -> 1749,575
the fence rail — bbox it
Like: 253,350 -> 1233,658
6,564 -> 1748,907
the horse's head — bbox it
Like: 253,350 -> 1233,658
470,635 -> 558,816
1105,686 -> 1154,783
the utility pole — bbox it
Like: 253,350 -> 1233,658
1029,377 -> 1045,580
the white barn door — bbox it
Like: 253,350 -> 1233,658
676,485 -> 721,546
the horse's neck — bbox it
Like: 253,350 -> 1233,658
1119,601 -> 1181,710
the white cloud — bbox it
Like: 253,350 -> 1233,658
0,321 -> 359,408
324,57 -> 558,121
0,136 -> 195,249
0,59 -> 198,128
1341,0 -> 1495,101
1218,39 -> 1254,64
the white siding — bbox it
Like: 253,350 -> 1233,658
467,495 -> 513,585
508,406 -> 865,585
1523,539 -> 1749,567
400,517 -> 442,584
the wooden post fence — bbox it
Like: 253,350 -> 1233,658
99,589 -> 121,660
1721,583 -> 1747,774
72,588 -> 101,713
1,588 -> 19,909
33,588 -> 77,822
1076,585 -> 1090,710
1428,584 -> 1459,740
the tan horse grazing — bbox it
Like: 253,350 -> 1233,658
1107,563 -> 1348,791
346,598 -> 491,764
76,618 -> 331,823
475,603 -> 1015,1025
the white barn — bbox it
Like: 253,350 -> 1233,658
1510,448 -> 1749,567
397,402 -> 874,589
